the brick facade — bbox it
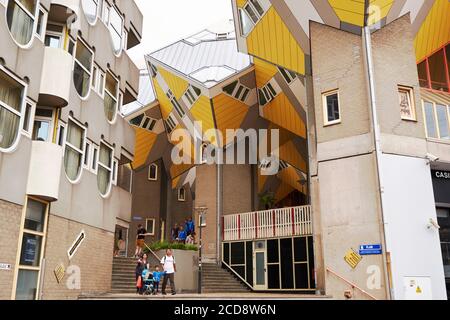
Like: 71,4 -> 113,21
40,214 -> 114,300
0,200 -> 22,300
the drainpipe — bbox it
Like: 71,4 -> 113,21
362,26 -> 393,300
216,162 -> 222,265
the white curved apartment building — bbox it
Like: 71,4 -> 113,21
0,0 -> 142,299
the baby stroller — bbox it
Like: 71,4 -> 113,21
143,273 -> 155,295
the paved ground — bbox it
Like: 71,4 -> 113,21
79,292 -> 331,300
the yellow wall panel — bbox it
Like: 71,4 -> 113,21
328,0 -> 365,26
414,0 -> 450,62
277,167 -> 304,192
153,79 -> 173,119
132,127 -> 158,169
190,95 -> 216,136
246,7 -> 305,75
279,140 -> 307,173
254,57 -> 278,88
262,93 -> 306,138
158,67 -> 189,99
212,93 -> 249,144
236,0 -> 246,9
275,182 -> 294,203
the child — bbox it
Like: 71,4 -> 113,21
152,265 -> 163,295
139,264 -> 150,295
186,232 -> 196,244
177,226 -> 187,243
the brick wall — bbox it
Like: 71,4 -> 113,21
310,21 -> 371,143
41,214 -> 114,300
0,200 -> 22,300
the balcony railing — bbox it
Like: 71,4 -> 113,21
222,205 -> 312,241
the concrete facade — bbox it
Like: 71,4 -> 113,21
0,0 -> 143,299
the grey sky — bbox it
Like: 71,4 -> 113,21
128,0 -> 234,69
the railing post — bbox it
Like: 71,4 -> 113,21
254,212 -> 258,239
222,216 -> 225,241
291,207 -> 295,236
272,210 -> 276,237
237,214 -> 241,240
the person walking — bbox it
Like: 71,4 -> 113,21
134,224 -> 150,257
135,254 -> 147,294
160,249 -> 176,295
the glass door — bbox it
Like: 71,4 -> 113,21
253,240 -> 267,290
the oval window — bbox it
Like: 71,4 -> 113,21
81,0 -> 98,24
73,39 -> 93,99
6,0 -> 38,46
0,68 -> 25,151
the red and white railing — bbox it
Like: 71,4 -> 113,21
222,205 -> 312,241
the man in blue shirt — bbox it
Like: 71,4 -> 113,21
177,226 -> 187,243
185,217 -> 195,235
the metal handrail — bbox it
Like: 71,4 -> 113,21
143,242 -> 162,262
326,267 -> 378,300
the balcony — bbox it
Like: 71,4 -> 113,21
38,46 -> 73,107
26,141 -> 63,202
50,0 -> 80,19
222,205 -> 313,241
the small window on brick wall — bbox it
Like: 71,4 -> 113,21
322,90 -> 341,126
398,86 -> 416,121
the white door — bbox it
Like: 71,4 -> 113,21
253,241 -> 267,290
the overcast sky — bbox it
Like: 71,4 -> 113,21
128,0 -> 234,69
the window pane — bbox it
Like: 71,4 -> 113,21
0,107 -> 20,149
99,143 -> 112,167
267,239 -> 279,263
32,120 -> 50,141
24,199 -> 46,232
295,263 -> 309,289
104,92 -> 117,122
36,9 -> 44,36
223,81 -> 237,95
239,8 -> 254,36
44,35 -> 61,48
436,104 -> 449,139
424,102 -> 438,138
268,264 -> 280,289
244,4 -> 258,23
118,163 -> 132,192
75,41 -> 92,72
230,242 -> 245,265
19,233 -> 42,266
258,89 -> 267,105
17,0 -> 37,14
428,49 -> 448,91
250,0 -> 264,16
67,121 -> 83,149
280,238 -> 293,289
417,60 -> 429,88
0,69 -> 24,112
64,147 -> 82,180
105,72 -> 118,96
294,237 -> 307,262
97,165 -> 111,195
15,269 -> 39,300
326,93 -> 340,122
82,0 -> 97,24
23,103 -> 31,131
73,65 -> 90,98
7,1 -> 35,46
446,45 -> 450,84
130,114 -> 143,126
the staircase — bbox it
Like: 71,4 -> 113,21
111,254 -> 160,294
111,257 -> 138,294
202,263 -> 251,293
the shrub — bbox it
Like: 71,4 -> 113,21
144,241 -> 198,252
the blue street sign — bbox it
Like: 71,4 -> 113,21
359,244 -> 382,255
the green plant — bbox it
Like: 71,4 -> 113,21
258,191 -> 276,209
144,241 -> 198,253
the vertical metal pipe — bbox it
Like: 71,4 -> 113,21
216,162 -> 222,264
363,26 -> 393,300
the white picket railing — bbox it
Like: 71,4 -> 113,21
222,205 -> 312,241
